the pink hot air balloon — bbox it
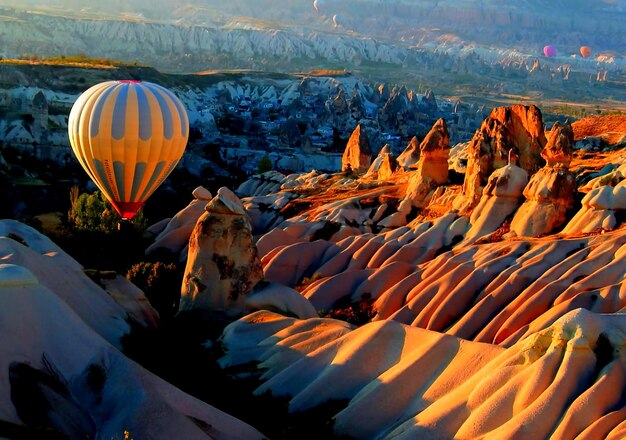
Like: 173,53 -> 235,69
543,45 -> 557,57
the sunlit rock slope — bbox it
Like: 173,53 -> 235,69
220,308 -> 626,439
203,111 -> 626,437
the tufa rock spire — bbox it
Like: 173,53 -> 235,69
342,124 -> 372,173
511,121 -> 576,237
455,105 -> 547,212
404,118 -> 450,206
397,136 -> 420,169
180,187 -> 263,317
541,121 -> 574,168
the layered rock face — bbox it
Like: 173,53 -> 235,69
457,105 -> 546,211
404,118 -> 450,207
511,121 -> 576,237
342,124 -> 372,173
180,187 -> 263,316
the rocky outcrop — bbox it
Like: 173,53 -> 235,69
511,121 -> 576,237
541,121 -> 574,167
465,160 -> 528,243
397,136 -> 420,169
365,144 -> 397,180
415,118 -> 450,184
0,224 -> 264,440
180,187 -> 263,317
377,154 -> 399,181
456,105 -> 546,211
420,89 -> 438,115
221,308 -> 626,440
146,186 -> 212,260
563,179 -> 626,234
404,118 -> 450,207
342,124 -> 372,173
0,220 -> 158,345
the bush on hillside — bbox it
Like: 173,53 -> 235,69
126,261 -> 183,320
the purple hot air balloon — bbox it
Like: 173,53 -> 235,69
543,45 -> 557,57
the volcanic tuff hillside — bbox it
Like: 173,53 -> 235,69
1,1 -> 625,72
2,106 -> 626,438
2,2 -> 625,116
142,109 -> 626,438
5,0 -> 626,53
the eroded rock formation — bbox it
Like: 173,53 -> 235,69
404,118 -> 450,207
365,144 -> 398,180
397,136 -> 420,169
465,160 -> 529,243
220,308 -> 626,440
180,187 -> 263,316
456,105 -> 546,211
145,186 -> 212,260
511,121 -> 576,237
342,124 -> 372,173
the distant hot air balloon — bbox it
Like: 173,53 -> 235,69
580,45 -> 592,58
333,14 -> 340,27
68,80 -> 189,220
543,45 -> 557,57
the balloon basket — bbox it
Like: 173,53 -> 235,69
118,218 -> 133,234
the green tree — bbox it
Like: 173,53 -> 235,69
68,186 -> 146,232
257,154 -> 272,174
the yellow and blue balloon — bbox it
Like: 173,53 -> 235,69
68,80 -> 188,219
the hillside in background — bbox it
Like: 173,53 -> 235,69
0,3 -> 624,113
4,0 -> 625,54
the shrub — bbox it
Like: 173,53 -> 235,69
257,154 -> 273,174
126,261 -> 182,320
322,294 -> 376,326
68,186 -> 146,233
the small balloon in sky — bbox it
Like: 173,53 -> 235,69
543,45 -> 557,57
579,46 -> 592,58
68,80 -> 189,220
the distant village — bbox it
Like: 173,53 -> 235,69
0,73 -> 492,176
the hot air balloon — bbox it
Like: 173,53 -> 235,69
333,14 -> 340,27
543,45 -> 557,57
68,80 -> 189,220
580,46 -> 592,58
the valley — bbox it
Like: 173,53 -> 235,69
0,2 -> 625,439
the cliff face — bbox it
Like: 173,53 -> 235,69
0,11 -> 412,72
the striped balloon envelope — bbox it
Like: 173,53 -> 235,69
68,80 -> 189,219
